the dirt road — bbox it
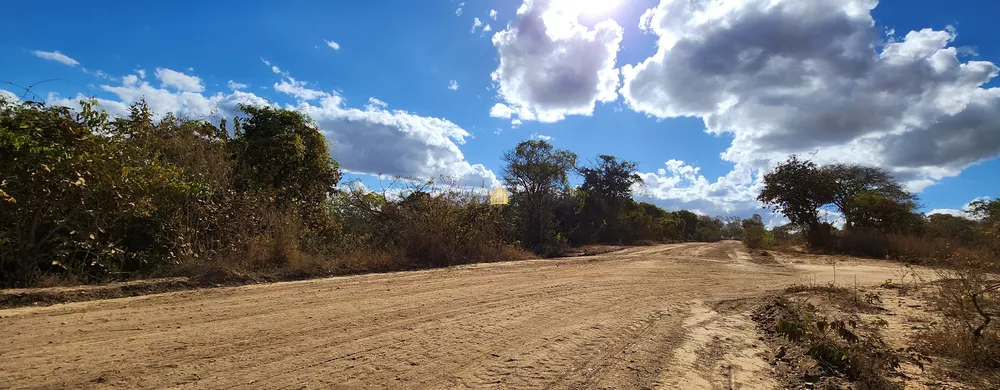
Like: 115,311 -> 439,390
0,242 -> 905,389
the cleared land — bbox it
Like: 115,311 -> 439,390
1,242 -> 909,389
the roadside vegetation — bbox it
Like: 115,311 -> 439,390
748,155 -> 1000,387
0,98 -> 733,289
3,97 -> 996,386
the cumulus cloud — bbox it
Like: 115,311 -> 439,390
154,68 -> 204,92
490,9 -> 498,20
47,92 -> 131,118
456,2 -> 464,16
637,159 -> 762,215
472,17 -> 483,33
97,76 -> 270,119
530,133 -> 552,141
928,208 -> 967,217
928,196 -> 994,219
490,0 -> 624,123
0,89 -> 20,104
228,80 -> 248,90
448,80 -> 460,91
294,96 -> 498,187
325,40 -> 341,50
135,69 -> 146,79
273,77 -> 327,101
32,50 -> 79,66
620,0 -> 1000,214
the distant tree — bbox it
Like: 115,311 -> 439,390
677,210 -> 700,241
849,192 -> 923,234
695,215 -> 724,242
925,213 -> 978,244
722,216 -> 743,240
758,156 -> 836,244
577,155 -> 642,243
822,164 -> 915,229
968,198 -> 1000,255
502,140 -> 577,252
742,214 -> 767,249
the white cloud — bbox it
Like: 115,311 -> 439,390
0,89 -> 20,104
294,96 -> 498,187
274,77 -> 327,101
483,24 -> 492,33
491,0 -> 624,123
448,80 -> 460,91
928,209 -> 967,217
122,75 -> 139,86
490,9 -> 498,20
262,58 -> 282,74
489,103 -> 515,118
47,92 -> 131,118
530,133 -> 552,141
471,17 -> 483,33
928,196 -> 993,219
32,50 -> 80,66
228,80 -> 248,90
325,40 -> 341,50
136,69 -> 146,79
154,68 -> 204,92
83,68 -> 116,81
456,2 -> 464,16
637,159 -> 762,215
621,0 -> 1000,213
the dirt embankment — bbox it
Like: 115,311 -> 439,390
0,241 -> 918,389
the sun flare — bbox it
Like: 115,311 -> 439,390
559,0 -> 622,15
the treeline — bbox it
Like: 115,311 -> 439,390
0,99 -> 727,288
751,156 -> 1000,262
752,157 -> 1000,370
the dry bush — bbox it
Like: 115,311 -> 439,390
755,295 -> 916,390
835,230 -> 961,264
923,250 -> 1000,370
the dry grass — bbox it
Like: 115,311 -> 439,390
919,252 -> 1000,372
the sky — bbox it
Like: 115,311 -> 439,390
2,0 -> 998,223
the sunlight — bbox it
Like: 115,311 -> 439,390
558,0 -> 622,16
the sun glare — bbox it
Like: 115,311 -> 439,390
561,0 -> 622,15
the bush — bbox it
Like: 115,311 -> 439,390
924,251 -> 1000,369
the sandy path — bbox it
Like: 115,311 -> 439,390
0,242 -> 902,389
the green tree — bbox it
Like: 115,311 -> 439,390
849,192 -> 923,234
742,214 -> 767,249
576,155 -> 642,244
758,156 -> 836,245
677,210 -> 700,241
502,140 -> 577,253
968,198 -> 1000,255
230,105 -> 340,207
822,164 -> 915,229
722,216 -> 744,240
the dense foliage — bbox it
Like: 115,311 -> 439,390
0,100 -> 728,287
757,155 -> 997,261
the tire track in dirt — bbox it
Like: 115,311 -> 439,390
0,241 -> 905,389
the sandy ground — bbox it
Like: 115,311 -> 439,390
0,241 -> 909,389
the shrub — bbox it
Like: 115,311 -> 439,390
925,250 -> 1000,369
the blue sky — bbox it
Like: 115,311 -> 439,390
2,0 -> 998,221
